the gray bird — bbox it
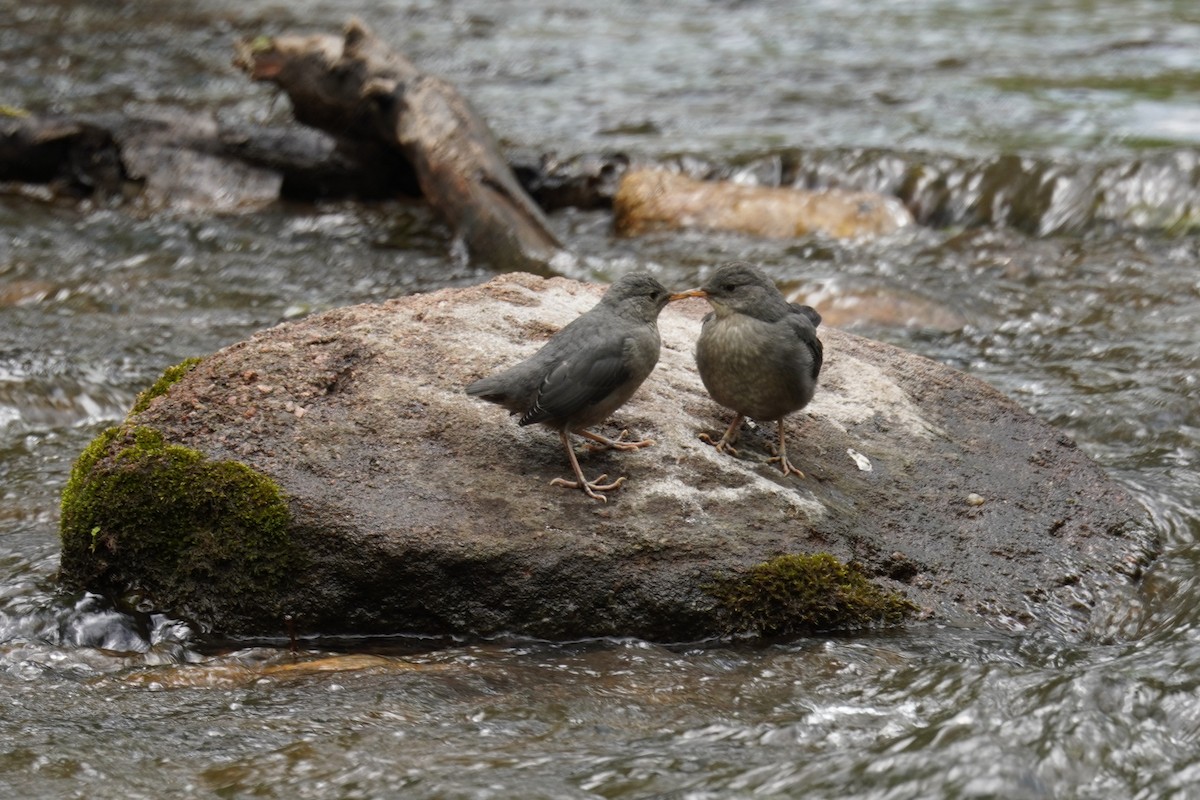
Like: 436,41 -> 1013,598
675,262 -> 823,478
466,272 -> 677,501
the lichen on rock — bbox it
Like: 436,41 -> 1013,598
713,553 -> 918,636
59,424 -> 297,630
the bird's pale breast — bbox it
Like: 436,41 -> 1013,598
696,313 -> 813,421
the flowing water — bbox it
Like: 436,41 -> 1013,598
3,1 -> 1200,797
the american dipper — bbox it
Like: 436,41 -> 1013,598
466,273 -> 676,501
674,262 -> 823,478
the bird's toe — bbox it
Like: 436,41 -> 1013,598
699,432 -> 740,457
550,473 -> 626,501
767,455 -> 805,479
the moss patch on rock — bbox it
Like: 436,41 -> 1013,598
59,424 -> 299,631
713,553 -> 917,636
128,356 -> 203,416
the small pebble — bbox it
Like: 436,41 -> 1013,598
966,493 -> 985,506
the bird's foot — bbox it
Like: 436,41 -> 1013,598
581,429 -> 655,452
550,474 -> 627,502
699,432 -> 739,457
769,422 -> 804,478
767,454 -> 805,479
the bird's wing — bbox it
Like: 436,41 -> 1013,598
519,331 -> 632,427
786,312 -> 824,381
789,302 -> 822,329
467,311 -> 602,414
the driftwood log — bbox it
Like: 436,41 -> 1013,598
0,109 -> 626,211
1,22 -> 567,274
233,20 -> 565,274
1,109 -> 440,209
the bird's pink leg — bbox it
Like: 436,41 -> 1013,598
700,414 -> 743,456
549,430 -> 627,501
766,419 -> 805,478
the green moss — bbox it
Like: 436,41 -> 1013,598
129,357 -> 203,416
59,425 -> 299,630
712,553 -> 916,636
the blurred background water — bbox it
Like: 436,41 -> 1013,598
2,1 -> 1199,797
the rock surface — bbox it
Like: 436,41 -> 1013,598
613,168 -> 914,240
60,273 -> 1156,641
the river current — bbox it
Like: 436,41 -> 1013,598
2,1 -> 1199,797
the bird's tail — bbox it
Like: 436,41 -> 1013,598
465,376 -> 503,401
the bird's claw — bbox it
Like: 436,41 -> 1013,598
550,474 -> 627,501
767,455 -> 805,479
699,432 -> 739,457
606,438 -> 655,452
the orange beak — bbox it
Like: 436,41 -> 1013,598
669,289 -> 707,302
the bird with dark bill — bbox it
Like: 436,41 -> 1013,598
466,272 -> 678,501
673,262 -> 823,478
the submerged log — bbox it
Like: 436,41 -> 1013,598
1,109 -> 425,212
58,274 -> 1156,642
233,19 -> 566,274
0,108 -> 624,219
613,168 -> 914,240
0,114 -> 128,198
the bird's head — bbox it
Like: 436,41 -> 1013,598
602,272 -> 677,321
669,262 -> 789,320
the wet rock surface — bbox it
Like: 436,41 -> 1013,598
613,168 -> 913,240
62,273 -> 1157,640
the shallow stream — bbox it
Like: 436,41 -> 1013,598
2,1 -> 1199,797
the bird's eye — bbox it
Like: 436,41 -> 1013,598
722,283 -> 736,293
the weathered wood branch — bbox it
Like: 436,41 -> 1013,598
233,19 -> 566,274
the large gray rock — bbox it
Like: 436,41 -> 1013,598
59,273 -> 1156,641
